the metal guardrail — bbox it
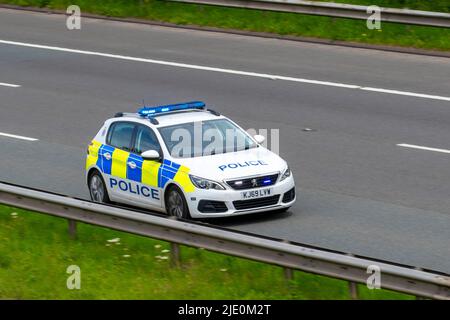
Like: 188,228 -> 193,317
168,0 -> 450,28
0,182 -> 449,299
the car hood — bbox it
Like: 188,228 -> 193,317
171,147 -> 287,181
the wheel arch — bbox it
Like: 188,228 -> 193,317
163,182 -> 191,219
86,166 -> 101,185
163,182 -> 182,207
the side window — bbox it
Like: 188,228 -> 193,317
134,125 -> 161,155
107,122 -> 135,151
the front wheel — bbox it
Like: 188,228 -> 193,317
165,185 -> 191,219
88,171 -> 110,203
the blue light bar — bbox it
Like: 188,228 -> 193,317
138,101 -> 205,117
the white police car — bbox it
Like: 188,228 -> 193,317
86,101 -> 295,218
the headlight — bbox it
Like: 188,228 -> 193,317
189,175 -> 225,190
280,166 -> 291,182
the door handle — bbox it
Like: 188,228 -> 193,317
103,152 -> 112,161
127,161 -> 137,169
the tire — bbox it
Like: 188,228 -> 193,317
88,171 -> 110,204
165,185 -> 191,219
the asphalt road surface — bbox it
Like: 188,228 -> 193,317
0,8 -> 449,273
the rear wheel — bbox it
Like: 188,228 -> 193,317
88,171 -> 110,203
165,185 -> 190,219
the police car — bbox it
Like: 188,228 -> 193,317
85,101 -> 295,218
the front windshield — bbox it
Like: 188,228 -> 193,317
158,119 -> 257,158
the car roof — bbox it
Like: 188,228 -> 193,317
155,110 -> 224,127
111,110 -> 225,128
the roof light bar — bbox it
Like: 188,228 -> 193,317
138,101 -> 206,117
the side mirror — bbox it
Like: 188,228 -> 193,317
254,134 -> 265,144
141,150 -> 160,160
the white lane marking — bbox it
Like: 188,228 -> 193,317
1,39 -> 450,101
362,87 -> 450,102
0,39 -> 358,89
0,82 -> 21,88
0,132 -> 38,141
397,144 -> 450,154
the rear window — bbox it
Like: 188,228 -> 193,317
107,122 -> 135,151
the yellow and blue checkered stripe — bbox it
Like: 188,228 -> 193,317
158,159 -> 180,188
87,141 -> 195,192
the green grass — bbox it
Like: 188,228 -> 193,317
0,0 -> 449,51
0,205 -> 412,299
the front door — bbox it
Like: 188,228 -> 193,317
130,124 -> 163,208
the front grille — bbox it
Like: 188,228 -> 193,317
233,195 -> 280,210
226,174 -> 279,190
282,188 -> 296,203
198,200 -> 228,213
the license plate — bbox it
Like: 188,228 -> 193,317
241,188 -> 272,200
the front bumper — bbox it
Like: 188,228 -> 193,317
185,174 -> 296,218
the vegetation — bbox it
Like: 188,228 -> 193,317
0,205 -> 413,299
0,0 -> 449,51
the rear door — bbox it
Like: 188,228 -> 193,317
102,121 -> 135,201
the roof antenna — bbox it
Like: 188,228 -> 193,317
142,99 -> 146,108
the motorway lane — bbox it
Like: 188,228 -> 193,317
0,9 -> 449,272
0,8 -> 449,96
0,139 -> 87,198
1,43 -> 450,213
1,137 -> 449,273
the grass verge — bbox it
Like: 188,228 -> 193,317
0,205 -> 413,299
0,0 -> 449,51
